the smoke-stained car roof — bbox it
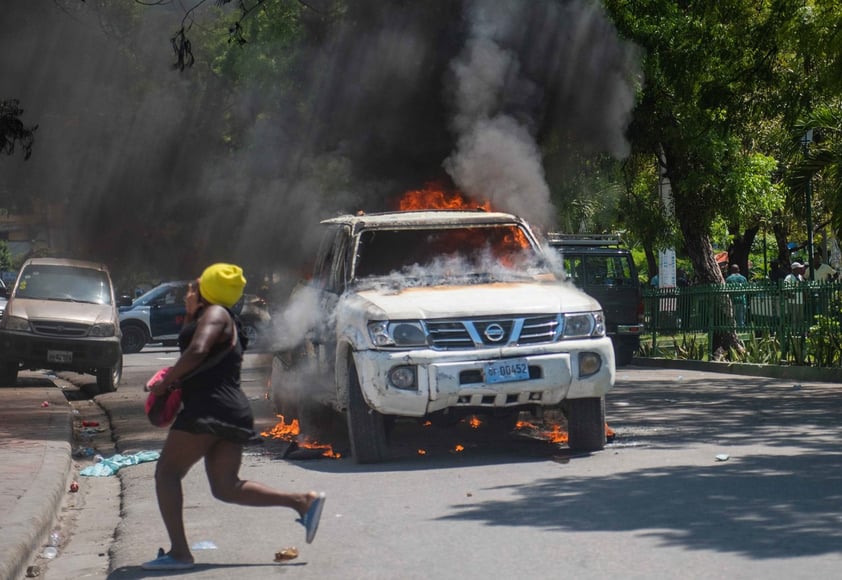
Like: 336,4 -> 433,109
322,209 -> 532,232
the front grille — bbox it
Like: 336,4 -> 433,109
31,320 -> 89,337
427,315 -> 561,349
519,315 -> 560,344
426,321 -> 474,348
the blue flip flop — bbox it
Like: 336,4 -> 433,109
142,548 -> 195,571
298,492 -> 326,544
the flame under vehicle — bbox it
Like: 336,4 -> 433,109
270,210 -> 615,463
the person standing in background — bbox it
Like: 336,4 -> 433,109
725,264 -> 748,327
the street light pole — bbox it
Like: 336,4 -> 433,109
803,129 -> 814,281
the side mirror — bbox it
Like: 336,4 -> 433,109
118,295 -> 134,307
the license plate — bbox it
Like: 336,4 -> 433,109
485,358 -> 530,384
47,350 -> 73,363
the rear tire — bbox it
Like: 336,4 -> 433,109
566,397 -> 606,452
0,361 -> 19,386
120,324 -> 147,354
346,361 -> 389,464
613,337 -> 637,367
96,356 -> 122,393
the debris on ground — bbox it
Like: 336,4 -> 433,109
274,547 -> 299,562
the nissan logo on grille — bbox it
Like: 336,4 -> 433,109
483,323 -> 506,342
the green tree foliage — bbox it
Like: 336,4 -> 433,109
599,0 -> 842,353
789,104 -> 842,241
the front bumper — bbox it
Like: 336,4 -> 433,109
0,330 -> 122,372
353,337 -> 615,416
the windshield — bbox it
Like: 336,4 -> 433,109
354,224 -> 548,284
132,283 -> 187,307
15,264 -> 113,305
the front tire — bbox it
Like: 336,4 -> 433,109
566,397 -> 606,452
346,361 -> 389,464
120,324 -> 147,354
96,356 -> 122,393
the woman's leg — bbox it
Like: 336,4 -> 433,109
204,439 -> 318,517
155,429 -> 218,561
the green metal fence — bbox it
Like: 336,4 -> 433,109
642,280 -> 842,365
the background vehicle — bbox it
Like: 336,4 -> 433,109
119,281 -> 271,353
0,258 -> 123,391
118,281 -> 190,353
271,210 -> 616,463
546,234 -> 644,366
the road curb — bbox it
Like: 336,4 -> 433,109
0,386 -> 72,580
632,357 -> 842,383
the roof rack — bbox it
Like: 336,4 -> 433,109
546,233 -> 622,246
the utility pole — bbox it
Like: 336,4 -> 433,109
803,129 -> 814,281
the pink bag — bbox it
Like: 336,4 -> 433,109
144,367 -> 182,428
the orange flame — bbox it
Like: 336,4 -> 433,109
467,416 -> 482,429
395,184 -> 530,258
261,415 -> 342,459
398,184 -> 491,212
417,449 -> 427,455
516,418 -> 615,445
453,444 -> 465,453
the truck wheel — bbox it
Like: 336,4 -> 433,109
346,361 -> 389,464
121,324 -> 147,354
96,356 -> 122,393
0,362 -> 19,386
241,322 -> 259,347
566,397 -> 606,452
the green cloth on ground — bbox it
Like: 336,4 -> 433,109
80,451 -> 160,477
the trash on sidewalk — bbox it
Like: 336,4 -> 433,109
81,420 -> 100,427
715,454 -> 730,462
79,450 -> 160,477
69,481 -> 79,493
191,540 -> 218,550
40,547 -> 57,559
40,401 -> 49,408
274,546 -> 299,561
25,565 -> 41,577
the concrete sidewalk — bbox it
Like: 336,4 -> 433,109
0,376 -> 72,580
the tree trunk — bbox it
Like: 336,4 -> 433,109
727,224 -> 759,278
644,244 -> 657,280
772,221 -> 791,268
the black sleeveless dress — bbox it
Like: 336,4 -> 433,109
170,311 -> 259,444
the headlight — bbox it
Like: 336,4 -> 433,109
89,323 -> 116,337
368,321 -> 428,347
561,311 -> 605,339
388,365 -> 417,389
3,316 -> 32,332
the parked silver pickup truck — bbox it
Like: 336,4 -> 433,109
270,209 -> 615,463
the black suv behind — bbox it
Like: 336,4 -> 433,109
547,234 -> 643,366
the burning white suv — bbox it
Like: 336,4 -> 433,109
271,209 -> 615,463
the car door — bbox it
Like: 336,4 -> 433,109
149,283 -> 187,339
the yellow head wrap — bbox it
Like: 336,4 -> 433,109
198,263 -> 246,308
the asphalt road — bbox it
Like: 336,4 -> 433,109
37,349 -> 842,579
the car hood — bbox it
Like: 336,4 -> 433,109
349,280 -> 600,319
8,297 -> 116,325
